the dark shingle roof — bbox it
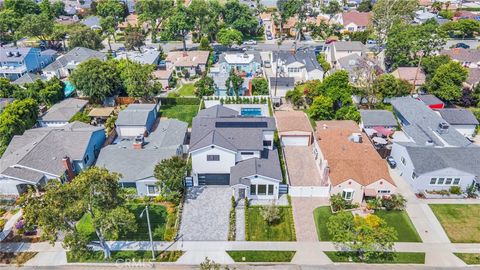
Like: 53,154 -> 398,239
272,50 -> 322,72
360,110 -> 397,127
230,149 -> 282,185
39,98 -> 88,122
116,103 -> 157,126
438,109 -> 479,125
416,94 -> 444,106
269,77 -> 295,88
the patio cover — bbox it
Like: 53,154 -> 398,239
88,107 -> 114,117
373,126 -> 394,137
372,137 -> 388,145
364,188 -> 377,197
364,128 -> 377,137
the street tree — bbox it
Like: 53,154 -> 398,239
124,25 -> 145,51
226,68 -> 244,97
100,16 -> 117,51
21,167 -> 137,259
223,0 -> 259,36
96,0 -> 126,23
154,156 -> 188,203
327,212 -> 397,261
427,61 -> 468,102
19,14 -> 54,45
163,6 -> 193,51
0,9 -> 22,44
136,0 -> 174,42
217,27 -> 243,47
70,59 -> 122,103
321,0 -> 342,21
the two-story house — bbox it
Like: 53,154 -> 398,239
324,41 -> 366,67
43,47 -> 106,79
189,105 -> 283,201
0,122 -> 106,196
332,11 -> 372,32
0,47 -> 56,80
440,48 -> 480,69
270,49 -> 324,83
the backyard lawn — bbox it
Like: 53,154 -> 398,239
67,250 -> 183,263
246,206 -> 295,241
454,253 -> 480,265
227,251 -> 296,262
324,252 -> 425,264
77,204 -> 170,241
177,84 -> 196,96
313,207 -> 421,242
159,104 -> 198,126
430,204 -> 480,243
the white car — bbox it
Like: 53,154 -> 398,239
242,40 -> 257,45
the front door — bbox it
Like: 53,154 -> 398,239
239,188 -> 246,199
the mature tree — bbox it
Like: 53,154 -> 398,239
277,0 -> 304,42
19,14 -> 54,44
226,68 -> 244,97
252,77 -> 269,95
371,0 -> 418,48
223,0 -> 259,36
100,16 -> 116,51
37,77 -> 65,105
317,53 -> 331,76
199,36 -> 211,51
116,59 -> 156,100
124,25 -> 145,51
431,1 -> 442,13
260,203 -> 281,225
0,9 -> 23,44
68,27 -> 104,50
321,0 -> 342,21
96,0 -> 126,23
309,21 -> 343,40
427,61 -> 468,102
21,167 -> 137,259
3,0 -> 40,16
328,212 -> 397,261
347,29 -> 372,44
154,156 -> 188,203
285,87 -> 305,108
162,6 -> 193,51
386,21 -> 446,69
312,70 -> 352,109
308,95 -> 334,120
194,76 -> 215,97
357,0 -> 373,12
421,55 -> 451,80
335,106 -> 360,122
440,19 -> 480,39
39,0 -> 64,19
188,0 -> 221,41
217,27 -> 243,47
0,78 -> 21,98
70,59 -> 122,103
352,57 -> 381,108
372,74 -> 411,101
136,0 -> 174,42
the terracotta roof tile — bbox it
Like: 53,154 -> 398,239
342,11 -> 372,27
275,110 -> 312,133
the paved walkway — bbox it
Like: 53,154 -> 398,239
284,146 -> 324,186
235,206 -> 245,241
291,197 -> 329,242
179,186 -> 231,241
0,209 -> 22,241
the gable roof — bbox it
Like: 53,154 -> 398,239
391,67 -> 426,86
196,104 -> 238,118
230,149 -> 282,185
438,108 -> 479,125
315,120 -> 394,187
115,49 -> 160,65
467,68 -> 480,86
391,96 -> 471,147
440,48 -> 480,63
13,73 -> 48,86
342,11 -> 371,27
219,51 -> 261,65
116,103 -> 157,126
165,51 -> 209,67
43,47 -> 105,72
275,110 -> 312,133
360,110 -> 397,127
0,47 -> 32,62
416,94 -> 444,106
39,98 -> 88,122
272,50 -> 322,72
332,41 -> 366,52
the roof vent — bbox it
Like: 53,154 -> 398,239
6,51 -> 13,57
14,51 -> 21,57
425,139 -> 434,146
437,122 -> 449,134
348,133 -> 363,143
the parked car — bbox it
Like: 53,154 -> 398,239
267,35 -> 273,40
386,156 -> 397,168
243,40 -> 257,45
454,42 -> 470,49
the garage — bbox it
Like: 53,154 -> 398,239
198,174 -> 230,185
116,126 -> 146,137
281,135 -> 310,146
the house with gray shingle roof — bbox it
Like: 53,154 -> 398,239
13,73 -> 48,86
437,108 -> 479,139
360,110 -> 397,129
38,98 -> 88,127
96,119 -> 187,196
0,122 -> 105,196
115,103 -> 158,138
189,105 -> 282,201
325,41 -> 366,66
271,49 -> 324,82
43,47 -> 106,79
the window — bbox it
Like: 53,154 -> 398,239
401,157 -> 406,165
437,178 -> 445,185
445,178 -> 452,185
268,184 -> 274,195
250,185 -> 256,195
263,140 -> 272,147
207,155 -> 220,161
453,178 -> 460,185
378,190 -> 391,194
412,172 -> 417,179
147,185 -> 159,195
83,154 -> 89,164
257,185 -> 267,195
430,178 -> 437,185
241,152 -> 254,155
342,189 -> 354,200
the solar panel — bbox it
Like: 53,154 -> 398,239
215,121 -> 268,128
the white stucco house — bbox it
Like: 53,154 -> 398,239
189,105 -> 283,201
437,108 -> 479,139
115,103 -> 158,138
270,49 -> 324,83
324,41 -> 366,67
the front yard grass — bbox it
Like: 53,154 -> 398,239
66,250 -> 183,263
0,252 -> 38,265
227,251 -> 296,262
246,206 -> 295,241
324,251 -> 425,264
159,104 -> 198,127
429,204 -> 480,243
77,204 -> 170,241
313,207 -> 421,242
454,253 -> 480,265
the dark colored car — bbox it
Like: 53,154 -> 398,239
386,156 -> 397,169
454,43 -> 470,49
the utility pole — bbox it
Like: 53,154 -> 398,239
140,205 -> 155,260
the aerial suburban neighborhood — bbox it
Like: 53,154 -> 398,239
1,0 -> 480,268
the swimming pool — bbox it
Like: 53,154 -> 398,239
241,107 -> 262,116
64,81 -> 75,97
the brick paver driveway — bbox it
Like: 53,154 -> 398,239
284,146 -> 325,186
179,186 -> 231,241
291,197 -> 329,242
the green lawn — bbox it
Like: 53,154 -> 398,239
324,251 -> 425,264
246,206 -> 295,241
76,204 -> 169,241
313,207 -> 421,242
178,84 -> 196,96
66,250 -> 183,263
454,253 -> 480,265
227,251 -> 296,262
159,104 -> 198,127
375,210 -> 422,242
429,204 -> 480,243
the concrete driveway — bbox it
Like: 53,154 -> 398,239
284,146 -> 325,186
179,186 -> 231,241
291,197 -> 329,242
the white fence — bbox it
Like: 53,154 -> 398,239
289,185 -> 330,197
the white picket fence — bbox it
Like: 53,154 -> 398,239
289,186 -> 330,197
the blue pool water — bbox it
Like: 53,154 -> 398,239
64,81 -> 75,97
241,108 -> 262,116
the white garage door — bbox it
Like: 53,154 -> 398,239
281,135 -> 309,146
117,126 -> 145,137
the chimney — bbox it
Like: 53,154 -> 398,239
133,135 -> 144,149
62,156 -> 75,181
452,48 -> 461,54
183,51 -> 188,57
289,49 -> 296,55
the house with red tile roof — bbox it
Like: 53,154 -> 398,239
333,11 -> 372,32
